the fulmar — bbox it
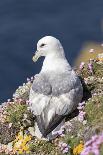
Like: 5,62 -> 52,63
29,36 -> 83,140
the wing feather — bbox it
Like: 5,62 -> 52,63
29,71 -> 83,137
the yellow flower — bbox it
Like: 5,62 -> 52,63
13,130 -> 32,154
24,135 -> 31,142
14,140 -> 23,150
17,134 -> 23,140
18,149 -> 23,154
22,145 -> 29,151
73,141 -> 84,155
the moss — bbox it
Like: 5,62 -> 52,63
29,140 -> 60,155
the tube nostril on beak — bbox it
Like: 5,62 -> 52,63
32,51 -> 40,62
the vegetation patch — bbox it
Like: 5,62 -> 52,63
0,56 -> 103,154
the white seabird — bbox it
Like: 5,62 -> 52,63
29,36 -> 83,140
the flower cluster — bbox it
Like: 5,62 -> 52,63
13,76 -> 34,100
0,130 -> 32,154
58,141 -> 70,154
13,130 -> 31,154
63,121 -> 73,133
52,128 -> 65,137
81,133 -> 103,155
73,141 -> 84,155
79,61 -> 94,74
0,99 -> 13,123
0,143 -> 16,155
0,98 -> 28,123
77,102 -> 86,122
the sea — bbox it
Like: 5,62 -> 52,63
0,0 -> 103,102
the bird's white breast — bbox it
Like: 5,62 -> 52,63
41,53 -> 71,73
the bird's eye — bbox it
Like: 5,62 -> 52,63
40,43 -> 46,47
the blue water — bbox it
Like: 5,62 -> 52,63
0,0 -> 103,102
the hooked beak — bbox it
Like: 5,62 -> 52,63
32,50 -> 41,62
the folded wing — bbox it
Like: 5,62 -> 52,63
29,71 -> 83,137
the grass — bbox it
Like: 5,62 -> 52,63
29,140 -> 60,155
85,96 -> 103,127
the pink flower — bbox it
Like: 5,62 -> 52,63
81,133 -> 103,155
89,49 -> 95,53
88,63 -> 93,73
79,62 -> 85,70
62,147 -> 69,154
58,141 -> 70,154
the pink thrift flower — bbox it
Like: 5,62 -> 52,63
88,63 -> 93,73
79,62 -> 85,70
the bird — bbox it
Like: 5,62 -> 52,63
29,36 -> 83,140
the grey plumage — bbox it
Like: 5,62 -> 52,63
32,71 -> 81,96
32,73 -> 52,95
30,70 -> 83,138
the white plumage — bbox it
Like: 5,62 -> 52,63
29,36 -> 83,140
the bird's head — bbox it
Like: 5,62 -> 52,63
32,36 -> 64,62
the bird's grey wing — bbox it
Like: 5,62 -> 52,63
32,74 -> 52,95
36,113 -> 65,137
29,71 -> 83,137
29,73 -> 52,116
34,94 -> 68,137
35,86 -> 82,137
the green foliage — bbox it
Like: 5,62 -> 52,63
29,140 -> 59,155
93,62 -> 103,77
6,104 -> 26,124
65,136 -> 80,149
5,101 -> 34,129
85,96 -> 103,127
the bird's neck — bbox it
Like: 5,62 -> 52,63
40,53 -> 71,73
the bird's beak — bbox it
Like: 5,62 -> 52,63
32,50 -> 41,62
